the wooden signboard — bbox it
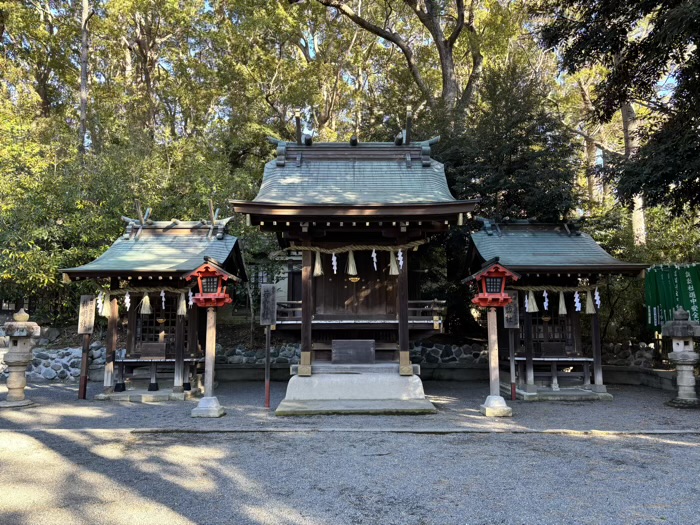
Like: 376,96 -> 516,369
503,290 -> 520,329
259,284 -> 277,326
77,295 -> 96,335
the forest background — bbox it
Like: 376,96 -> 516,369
1,0 -> 699,342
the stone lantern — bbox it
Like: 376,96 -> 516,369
0,309 -> 41,408
662,308 -> 700,408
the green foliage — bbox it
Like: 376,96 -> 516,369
441,59 -> 579,221
537,0 -> 700,213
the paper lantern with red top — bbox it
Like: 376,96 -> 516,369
184,257 -> 235,308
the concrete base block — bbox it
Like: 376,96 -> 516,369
276,372 -> 436,415
94,389 -> 196,403
590,384 -> 608,393
479,395 -> 513,417
191,396 -> 225,418
0,399 -> 35,409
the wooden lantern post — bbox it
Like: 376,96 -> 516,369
466,259 -> 520,417
185,258 -> 234,418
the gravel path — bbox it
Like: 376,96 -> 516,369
1,429 -> 698,525
0,380 -> 697,432
1,381 -> 699,524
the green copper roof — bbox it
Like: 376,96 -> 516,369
62,221 -> 244,278
469,221 -> 647,273
252,140 -> 460,205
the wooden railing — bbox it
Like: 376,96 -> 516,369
276,299 -> 446,320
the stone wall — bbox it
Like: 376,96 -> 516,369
0,339 -> 658,382
0,343 -> 106,382
213,341 -> 489,366
601,342 -> 656,368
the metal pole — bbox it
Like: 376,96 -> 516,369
509,329 -> 516,401
265,325 -> 271,408
78,333 -> 90,400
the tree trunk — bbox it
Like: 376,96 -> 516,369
621,101 -> 647,245
79,0 -> 90,158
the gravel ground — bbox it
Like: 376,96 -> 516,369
0,380 -> 697,432
1,381 -> 699,525
1,429 -> 698,525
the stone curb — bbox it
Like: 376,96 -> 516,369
3,427 -> 698,436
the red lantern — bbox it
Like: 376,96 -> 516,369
184,258 -> 235,308
466,260 -> 520,308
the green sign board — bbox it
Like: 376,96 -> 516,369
645,265 -> 700,330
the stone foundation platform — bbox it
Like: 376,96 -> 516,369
276,370 -> 436,415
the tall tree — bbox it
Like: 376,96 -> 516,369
537,0 -> 700,213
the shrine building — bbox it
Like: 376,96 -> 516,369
231,122 -> 478,414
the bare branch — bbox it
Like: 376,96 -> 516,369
314,0 -> 435,108
447,0 -> 465,48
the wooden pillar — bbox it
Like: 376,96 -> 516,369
173,295 -> 185,393
398,245 -> 411,375
299,243 -> 313,376
524,311 -> 536,393
204,306 -> 216,397
487,308 -> 501,396
103,278 -> 119,393
591,307 -> 606,393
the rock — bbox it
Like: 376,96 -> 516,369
34,351 -> 50,360
70,369 -> 81,377
32,358 -> 42,367
42,368 -> 57,380
57,369 -> 68,379
90,341 -> 102,350
50,362 -> 63,371
42,327 -> 61,342
453,347 -> 463,358
618,349 -> 632,359
442,356 -> 458,363
69,359 -> 82,369
276,357 -> 289,364
290,356 -> 299,364
472,352 -> 481,360
215,343 -> 223,353
38,338 -> 50,346
440,347 -> 454,359
25,363 -> 33,372
425,353 -> 440,364
459,355 -> 475,364
246,357 -> 256,364
215,355 -> 227,364
472,344 -> 483,354
428,348 -> 441,357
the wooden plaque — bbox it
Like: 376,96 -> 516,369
503,290 -> 520,329
259,284 -> 277,326
332,340 -> 375,364
77,295 -> 96,335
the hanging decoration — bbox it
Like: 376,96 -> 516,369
177,292 -> 187,316
160,290 -> 166,310
526,291 -> 539,313
371,249 -> 377,271
188,290 -> 194,308
543,290 -> 549,310
594,287 -> 601,309
347,250 -> 358,276
585,291 -> 596,314
100,293 -> 112,318
574,291 -> 582,312
96,291 -> 104,315
313,251 -> 324,277
397,249 -> 404,270
389,251 -> 399,276
558,291 -> 567,316
524,294 -> 529,312
331,253 -> 338,274
124,292 -> 131,312
139,294 -> 152,315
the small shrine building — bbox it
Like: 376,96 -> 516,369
232,129 -> 478,414
61,215 -> 246,398
466,218 -> 647,399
